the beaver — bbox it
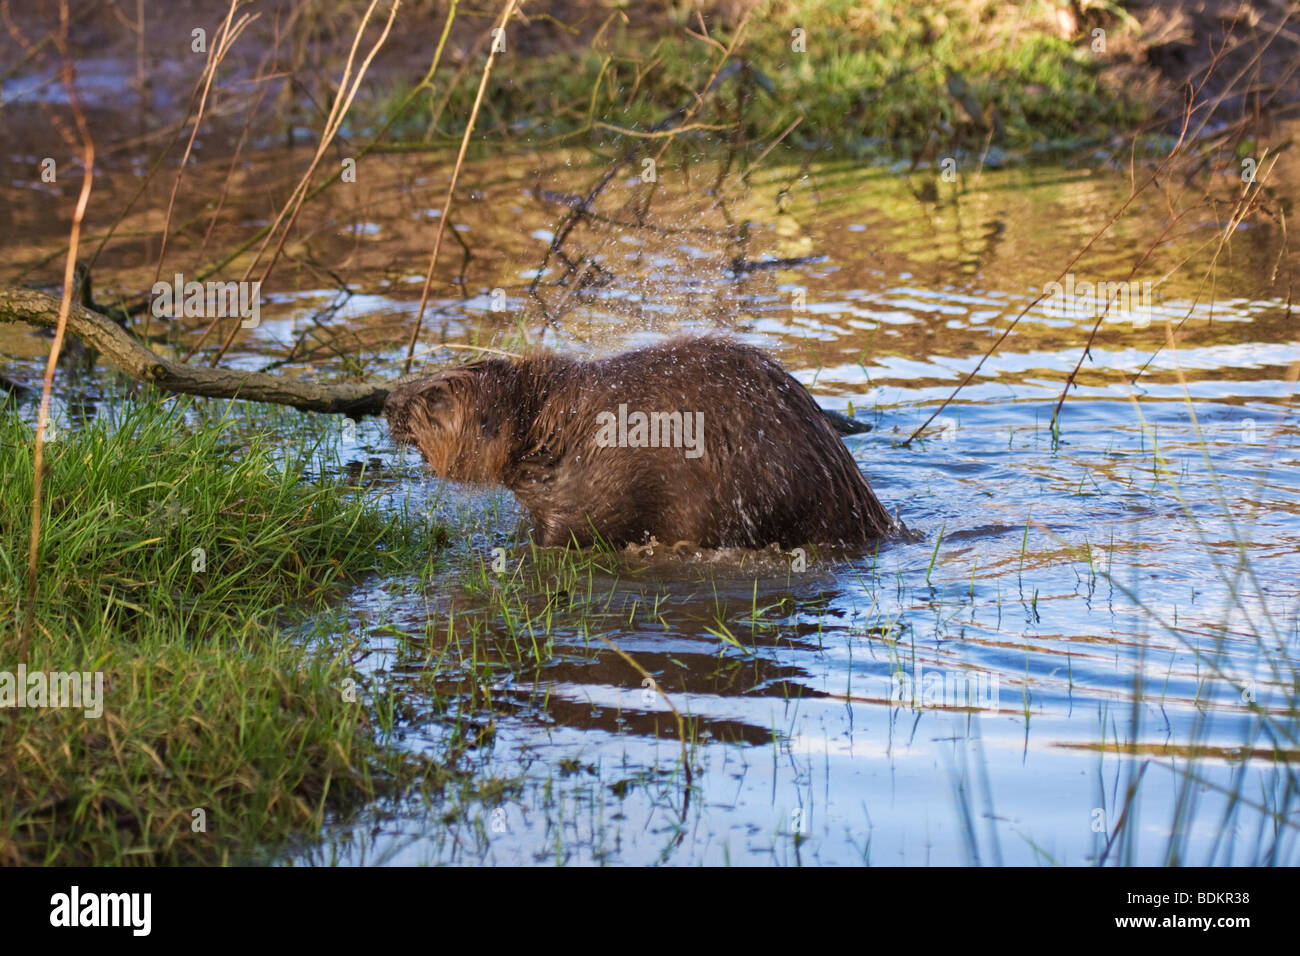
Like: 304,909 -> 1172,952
384,337 -> 895,549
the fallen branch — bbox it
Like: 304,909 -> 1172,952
0,286 -> 402,418
1,284 -> 871,437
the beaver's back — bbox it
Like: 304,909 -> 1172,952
509,337 -> 893,548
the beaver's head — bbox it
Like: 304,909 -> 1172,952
384,360 -> 521,484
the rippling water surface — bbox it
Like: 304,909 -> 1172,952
5,152 -> 1297,864
275,159 -> 1299,865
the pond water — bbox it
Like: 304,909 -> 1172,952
295,157 -> 1299,865
5,149 -> 1298,865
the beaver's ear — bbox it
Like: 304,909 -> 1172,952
420,380 -> 460,424
390,378 -> 452,414
385,377 -> 453,442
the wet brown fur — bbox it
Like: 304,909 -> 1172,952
385,337 -> 894,548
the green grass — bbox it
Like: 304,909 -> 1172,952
364,0 -> 1144,161
0,395 -> 440,865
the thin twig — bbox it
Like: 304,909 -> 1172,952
739,115 -> 802,181
20,0 -> 95,658
1049,207 -> 1194,431
146,1 -> 252,340
403,0 -> 521,374
901,97 -> 1197,446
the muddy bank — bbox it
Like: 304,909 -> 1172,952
1115,0 -> 1300,130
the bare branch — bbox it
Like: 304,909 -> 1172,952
0,286 -> 406,418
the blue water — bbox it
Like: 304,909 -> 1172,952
280,160 -> 1300,865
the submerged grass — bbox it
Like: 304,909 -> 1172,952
368,392 -> 1299,865
0,394 -> 441,865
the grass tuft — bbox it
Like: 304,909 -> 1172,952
0,396 -> 438,865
